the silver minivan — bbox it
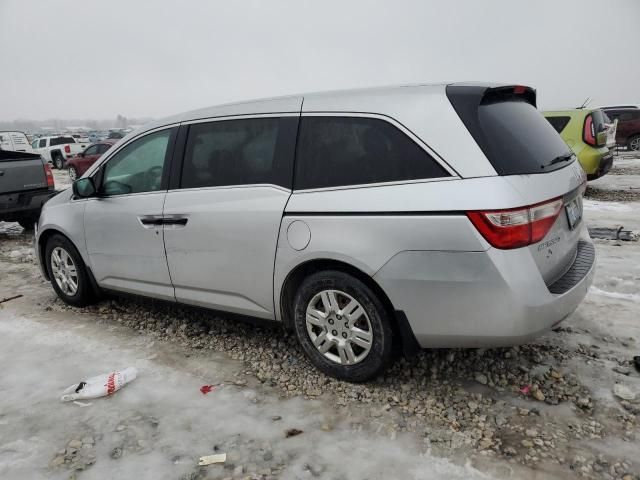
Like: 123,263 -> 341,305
36,83 -> 595,381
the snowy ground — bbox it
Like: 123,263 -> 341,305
1,157 -> 639,480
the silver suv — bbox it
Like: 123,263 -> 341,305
36,83 -> 595,382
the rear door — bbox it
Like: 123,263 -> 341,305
162,115 -> 298,319
83,127 -> 177,300
447,85 -> 586,284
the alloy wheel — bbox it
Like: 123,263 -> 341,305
630,137 -> 640,151
50,247 -> 79,296
68,167 -> 77,181
305,289 -> 373,365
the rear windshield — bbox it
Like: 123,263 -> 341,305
447,85 -> 573,176
50,137 -> 75,146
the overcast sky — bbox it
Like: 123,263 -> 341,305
1,0 -> 638,122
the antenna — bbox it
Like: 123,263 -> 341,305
578,97 -> 591,109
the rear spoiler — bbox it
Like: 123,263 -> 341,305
0,149 -> 43,163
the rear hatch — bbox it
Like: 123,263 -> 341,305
0,150 -> 49,194
447,84 -> 587,286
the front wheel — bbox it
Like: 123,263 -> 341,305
45,234 -> 95,306
628,135 -> 640,152
292,270 -> 393,382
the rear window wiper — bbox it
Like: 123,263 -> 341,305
541,153 -> 574,169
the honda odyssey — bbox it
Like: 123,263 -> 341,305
35,83 -> 595,382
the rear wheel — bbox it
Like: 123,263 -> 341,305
68,166 -> 77,181
17,214 -> 39,231
45,234 -> 95,306
292,270 -> 393,382
628,135 -> 640,152
53,154 -> 64,170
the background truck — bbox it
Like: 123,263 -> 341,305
31,135 -> 84,169
0,149 -> 56,229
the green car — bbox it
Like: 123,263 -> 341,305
543,109 -> 612,180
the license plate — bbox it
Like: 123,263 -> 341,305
565,197 -> 582,230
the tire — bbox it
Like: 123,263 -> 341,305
53,154 -> 64,170
45,234 -> 95,307
17,214 -> 39,231
627,135 -> 640,152
68,166 -> 77,181
292,270 -> 393,382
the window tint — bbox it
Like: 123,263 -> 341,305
101,129 -> 172,195
294,116 -> 448,190
39,139 -> 46,148
545,116 -> 571,133
84,145 -> 99,155
181,117 -> 296,189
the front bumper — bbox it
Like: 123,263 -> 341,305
374,235 -> 595,348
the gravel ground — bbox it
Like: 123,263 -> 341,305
1,160 -> 639,479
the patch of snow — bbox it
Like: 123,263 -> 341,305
589,286 -> 640,303
583,199 -> 633,212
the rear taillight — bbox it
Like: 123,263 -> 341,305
467,197 -> 563,249
64,145 -> 71,153
583,114 -> 596,146
44,163 -> 55,189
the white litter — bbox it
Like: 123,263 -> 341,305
72,401 -> 92,407
60,367 -> 137,402
198,453 -> 227,466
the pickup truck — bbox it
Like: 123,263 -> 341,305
31,135 -> 84,170
0,149 -> 56,230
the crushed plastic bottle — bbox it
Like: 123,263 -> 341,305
60,367 -> 138,402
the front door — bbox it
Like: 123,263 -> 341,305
84,127 -> 177,300
162,116 -> 298,318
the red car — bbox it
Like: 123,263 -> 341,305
66,140 -> 116,180
602,107 -> 640,151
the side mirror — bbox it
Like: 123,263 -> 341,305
73,177 -> 96,198
79,152 -> 85,157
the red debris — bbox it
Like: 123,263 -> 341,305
200,384 -> 221,395
519,384 -> 531,395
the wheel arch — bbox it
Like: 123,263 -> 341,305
278,258 -> 420,357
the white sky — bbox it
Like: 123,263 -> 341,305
1,0 -> 638,121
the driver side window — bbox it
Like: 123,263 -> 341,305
101,129 -> 172,196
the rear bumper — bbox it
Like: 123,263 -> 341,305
374,229 -> 595,348
587,153 -> 613,180
0,189 -> 56,220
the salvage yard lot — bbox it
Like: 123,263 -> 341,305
1,155 -> 639,480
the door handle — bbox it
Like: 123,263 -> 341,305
163,215 -> 188,228
138,215 -> 164,229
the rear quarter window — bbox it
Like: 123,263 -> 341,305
545,116 -> 571,133
294,116 -> 449,190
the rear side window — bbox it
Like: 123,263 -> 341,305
447,85 -> 573,175
181,117 -> 297,189
294,116 -> 449,190
545,116 -> 571,133
97,144 -> 111,154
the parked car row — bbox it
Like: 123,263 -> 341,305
35,83 -> 596,381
